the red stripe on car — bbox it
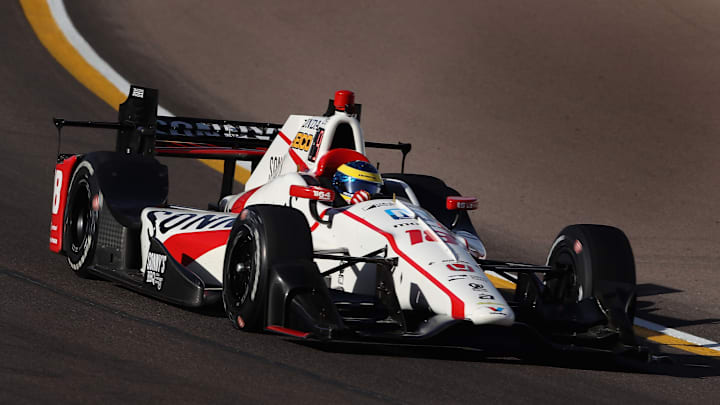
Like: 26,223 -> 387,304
278,130 -> 292,145
230,187 -> 260,213
266,325 -> 310,338
49,155 -> 78,253
278,130 -> 309,171
342,210 -> 465,319
163,230 -> 231,266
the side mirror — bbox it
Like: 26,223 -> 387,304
289,185 -> 335,202
446,196 -> 477,211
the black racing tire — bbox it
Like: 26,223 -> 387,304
381,173 -> 477,235
222,205 -> 313,332
545,224 -> 636,322
64,160 -> 100,278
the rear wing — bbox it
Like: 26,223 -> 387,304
53,85 -> 282,199
154,116 -> 279,157
55,89 -> 280,155
53,85 -> 412,198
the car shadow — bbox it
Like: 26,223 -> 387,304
636,282 -> 720,329
290,337 -> 720,378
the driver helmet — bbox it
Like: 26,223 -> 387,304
332,160 -> 383,203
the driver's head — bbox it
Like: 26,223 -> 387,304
332,160 -> 383,203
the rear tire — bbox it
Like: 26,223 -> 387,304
64,161 -> 99,278
546,224 -> 637,342
222,205 -> 313,332
382,173 -> 477,235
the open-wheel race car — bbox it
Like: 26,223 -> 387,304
49,86 -> 643,357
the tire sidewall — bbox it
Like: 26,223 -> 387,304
222,211 -> 268,331
64,161 -> 99,276
222,205 -> 313,332
546,228 -> 594,301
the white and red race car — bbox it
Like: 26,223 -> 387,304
50,86 -> 641,356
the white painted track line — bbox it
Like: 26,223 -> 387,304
635,318 -> 720,351
47,0 -> 173,116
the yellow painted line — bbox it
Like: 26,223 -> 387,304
200,159 -> 251,184
20,0 -> 250,184
634,326 -> 720,357
20,0 -> 125,109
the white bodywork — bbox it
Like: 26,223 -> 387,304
218,108 -> 515,327
137,106 -> 513,326
139,208 -> 237,289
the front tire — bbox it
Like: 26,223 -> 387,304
222,205 -> 313,332
546,224 -> 637,343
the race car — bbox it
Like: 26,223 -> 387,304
49,86 -> 641,356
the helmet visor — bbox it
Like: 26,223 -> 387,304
344,178 -> 382,196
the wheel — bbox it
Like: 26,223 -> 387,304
222,205 -> 313,332
545,224 -> 637,342
64,161 -> 100,278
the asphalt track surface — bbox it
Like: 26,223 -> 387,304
2,0 -> 719,402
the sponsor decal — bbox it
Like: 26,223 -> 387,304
156,119 -> 275,140
289,185 -> 334,201
446,263 -> 474,272
468,282 -> 487,291
385,206 -> 437,222
308,129 -> 324,162
51,169 -> 62,215
447,274 -> 485,282
392,222 -> 419,228
146,211 -> 236,236
387,208 -> 458,245
385,208 -> 413,220
145,251 -> 167,290
268,155 -> 284,180
363,201 -> 395,211
488,306 -> 504,313
131,87 -> 144,98
291,132 -> 313,152
311,188 -> 333,201
301,118 -> 326,132
477,294 -> 494,300
406,229 -> 458,246
438,259 -> 474,264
